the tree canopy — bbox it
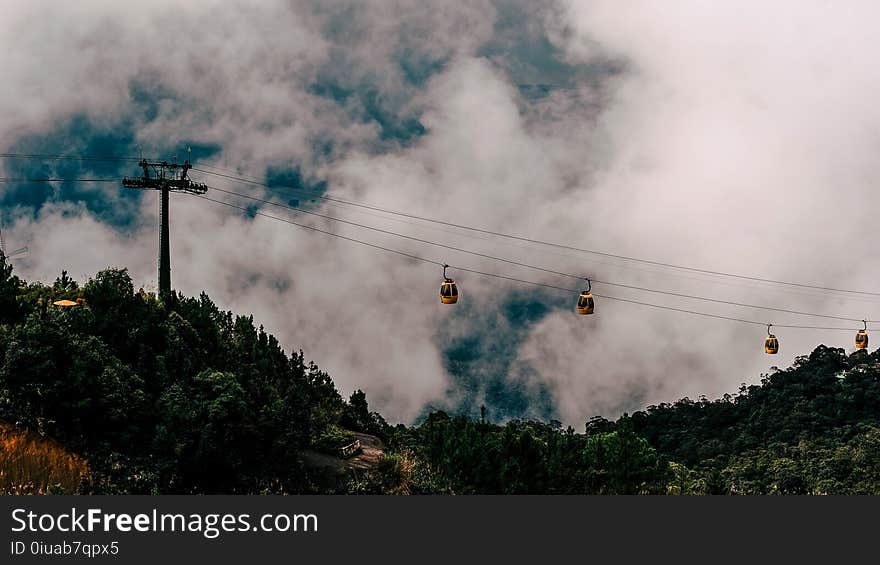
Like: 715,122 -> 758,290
2,257 -> 880,494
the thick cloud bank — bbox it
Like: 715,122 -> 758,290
3,1 -> 879,425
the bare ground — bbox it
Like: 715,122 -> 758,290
301,432 -> 385,475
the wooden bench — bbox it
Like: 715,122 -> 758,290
339,439 -> 362,458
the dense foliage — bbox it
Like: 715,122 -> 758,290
2,257 -> 879,494
0,260 -> 349,493
383,346 -> 880,494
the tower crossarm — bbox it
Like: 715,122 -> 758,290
122,159 -> 207,194
121,177 -> 160,190
167,178 -> 207,194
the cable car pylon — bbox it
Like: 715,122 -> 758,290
122,148 -> 207,298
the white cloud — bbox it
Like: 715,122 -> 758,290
4,0 -> 880,425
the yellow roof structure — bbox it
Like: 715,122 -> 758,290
52,299 -> 78,307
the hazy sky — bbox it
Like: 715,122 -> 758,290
3,0 -> 880,426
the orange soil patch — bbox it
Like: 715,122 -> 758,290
0,422 -> 89,494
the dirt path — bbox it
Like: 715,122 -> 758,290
345,432 -> 385,471
300,432 -> 386,475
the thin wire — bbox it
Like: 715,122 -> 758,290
206,183 -> 872,324
592,279 -> 866,323
190,166 -> 880,297
201,173 -> 880,306
206,184 -> 582,275
3,153 -> 876,297
450,266 -> 576,294
7,172 -> 864,323
587,295 -> 861,331
0,153 -> 142,163
196,194 -> 443,267
199,193 -> 870,333
208,177 -> 530,249
0,178 -> 122,183
194,169 -> 880,306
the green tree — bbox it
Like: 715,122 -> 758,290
0,255 -> 22,324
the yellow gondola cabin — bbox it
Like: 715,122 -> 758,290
856,322 -> 868,349
577,278 -> 594,315
577,291 -> 594,315
765,325 -> 778,354
440,264 -> 458,304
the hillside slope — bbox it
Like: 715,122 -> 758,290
0,421 -> 89,494
0,261 -> 387,493
381,346 -> 880,494
2,257 -> 879,494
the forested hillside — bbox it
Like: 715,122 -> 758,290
2,257 -> 879,494
0,258 -> 373,493
379,345 -> 880,494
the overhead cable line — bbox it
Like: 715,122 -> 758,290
197,194 -> 443,267
199,172 -> 880,304
4,152 -> 878,298
0,152 -> 142,163
0,169 -> 871,332
0,178 -> 122,183
3,172 -> 871,323
205,183 -> 873,324
190,165 -> 880,298
198,193 -> 871,332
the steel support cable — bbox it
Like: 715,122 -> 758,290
197,193 -> 873,332
205,184 -> 874,324
189,166 -> 880,298
4,152 -> 878,299
198,173 -> 880,305
0,178 -> 122,182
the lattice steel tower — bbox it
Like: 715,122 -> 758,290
122,153 -> 207,297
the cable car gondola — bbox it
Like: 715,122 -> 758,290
856,320 -> 869,349
765,324 -> 778,354
576,278 -> 594,315
440,264 -> 458,304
